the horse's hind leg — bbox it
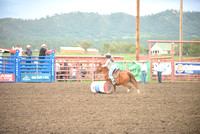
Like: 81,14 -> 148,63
131,79 -> 140,94
122,83 -> 132,93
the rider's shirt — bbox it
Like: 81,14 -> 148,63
102,59 -> 115,68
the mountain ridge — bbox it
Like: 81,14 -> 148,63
0,9 -> 200,51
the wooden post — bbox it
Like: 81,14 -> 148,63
179,0 -> 183,61
136,0 -> 140,61
149,42 -> 152,82
92,57 -> 94,82
171,43 -> 174,83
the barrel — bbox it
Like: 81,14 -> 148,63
91,81 -> 112,93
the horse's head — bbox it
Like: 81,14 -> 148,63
95,62 -> 103,73
95,61 -> 109,74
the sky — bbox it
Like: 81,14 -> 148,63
0,0 -> 200,19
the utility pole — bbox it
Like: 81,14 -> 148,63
136,0 -> 140,61
179,0 -> 183,60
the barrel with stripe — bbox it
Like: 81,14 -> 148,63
91,81 -> 112,93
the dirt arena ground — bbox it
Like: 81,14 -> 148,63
0,82 -> 200,134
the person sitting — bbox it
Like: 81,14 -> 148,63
102,53 -> 118,85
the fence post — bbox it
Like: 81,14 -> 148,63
171,43 -> 174,83
148,41 -> 152,82
15,50 -> 20,82
92,57 -> 94,82
51,50 -> 55,82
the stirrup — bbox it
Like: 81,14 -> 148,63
112,81 -> 116,85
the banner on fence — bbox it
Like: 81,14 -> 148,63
21,73 -> 51,82
175,62 -> 200,75
115,61 -> 150,82
153,62 -> 171,75
0,74 -> 15,82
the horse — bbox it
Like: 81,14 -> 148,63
95,62 -> 140,93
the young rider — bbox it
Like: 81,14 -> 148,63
102,53 -> 118,85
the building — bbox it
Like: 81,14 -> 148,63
0,47 -> 11,56
87,48 -> 99,54
151,43 -> 177,55
60,47 -> 85,54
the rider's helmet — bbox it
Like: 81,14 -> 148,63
106,53 -> 111,59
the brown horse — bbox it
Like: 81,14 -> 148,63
96,62 -> 140,93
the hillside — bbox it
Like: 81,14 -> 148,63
0,10 -> 200,52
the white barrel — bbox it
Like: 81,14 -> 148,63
91,81 -> 112,93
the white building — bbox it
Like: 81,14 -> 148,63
151,43 -> 175,55
60,47 -> 85,54
87,48 -> 99,54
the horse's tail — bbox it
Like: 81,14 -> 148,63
126,71 -> 139,89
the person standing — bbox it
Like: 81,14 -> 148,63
71,66 -> 77,82
135,60 -> 147,84
15,44 -> 23,56
39,44 -> 47,63
157,60 -> 163,83
23,45 -> 32,63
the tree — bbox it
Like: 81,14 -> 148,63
80,40 -> 92,53
102,42 -> 110,54
188,38 -> 200,57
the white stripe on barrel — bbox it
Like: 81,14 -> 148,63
91,81 -> 112,93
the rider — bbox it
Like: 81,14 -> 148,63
102,53 -> 118,85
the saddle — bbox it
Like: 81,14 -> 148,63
112,68 -> 121,79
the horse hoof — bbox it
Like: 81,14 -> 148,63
137,90 -> 140,94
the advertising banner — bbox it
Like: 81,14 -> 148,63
21,73 -> 51,82
115,61 -> 150,82
0,74 -> 15,82
175,62 -> 200,75
153,62 -> 171,75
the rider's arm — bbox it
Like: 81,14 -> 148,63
102,59 -> 110,67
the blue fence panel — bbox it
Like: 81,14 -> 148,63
17,52 -> 55,82
0,50 -> 55,83
0,56 -> 16,82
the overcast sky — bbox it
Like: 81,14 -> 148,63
0,0 -> 200,19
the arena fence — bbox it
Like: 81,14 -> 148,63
55,55 -> 150,82
55,56 -> 124,82
1,42 -> 199,83
0,50 -> 55,83
148,40 -> 200,83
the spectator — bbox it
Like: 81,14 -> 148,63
135,60 -> 147,84
156,60 -> 163,83
80,63 -> 87,78
71,66 -> 77,82
56,62 -> 61,80
23,45 -> 32,63
39,44 -> 47,63
15,44 -> 23,56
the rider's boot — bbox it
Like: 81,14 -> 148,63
112,80 -> 116,85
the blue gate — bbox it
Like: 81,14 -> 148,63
0,50 -> 18,82
0,50 -> 55,83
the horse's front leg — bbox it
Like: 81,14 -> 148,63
113,85 -> 116,92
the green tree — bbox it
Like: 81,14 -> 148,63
80,40 -> 92,53
188,38 -> 200,56
102,42 -> 110,53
